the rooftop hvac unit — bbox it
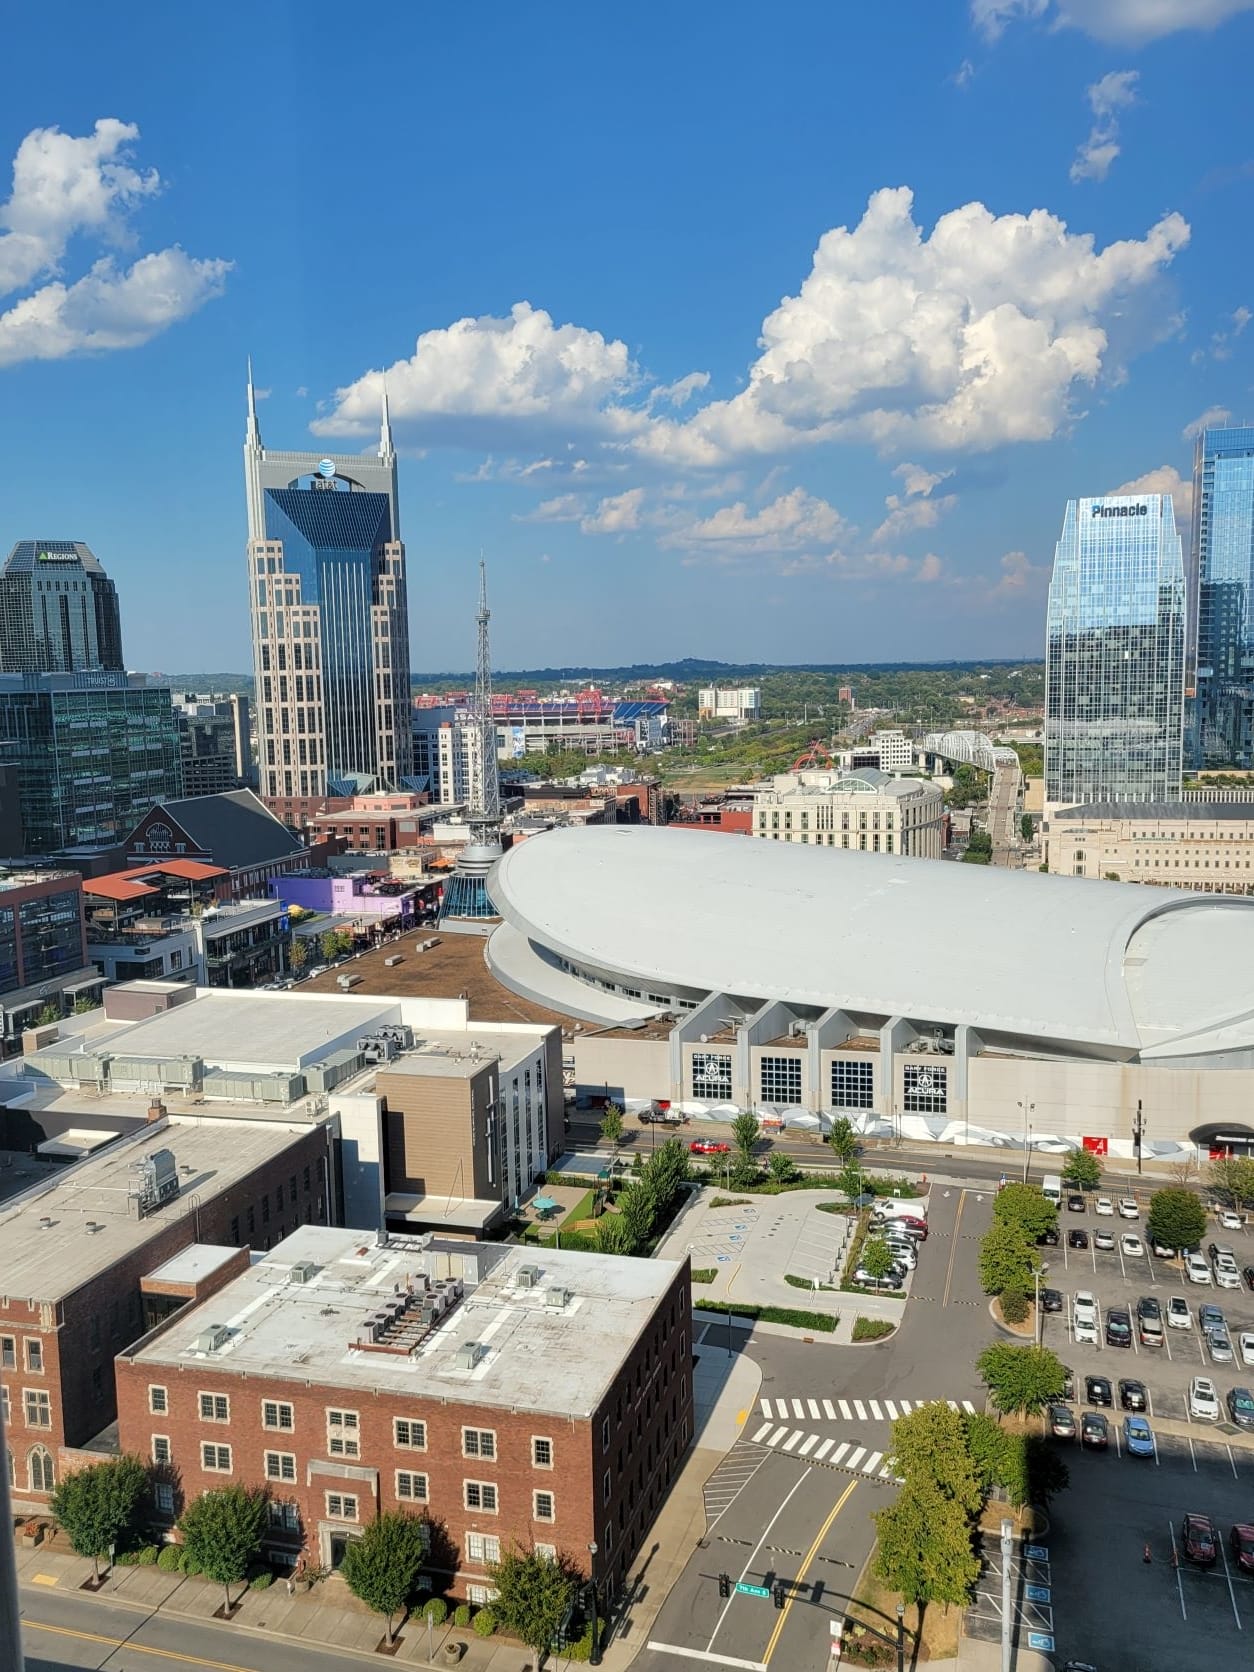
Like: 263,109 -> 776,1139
384,954 -> 403,967
289,1261 -> 319,1284
545,1287 -> 572,1309
194,1324 -> 230,1354
456,1341 -> 487,1370
131,1147 -> 180,1215
376,1023 -> 414,1049
516,1264 -> 541,1289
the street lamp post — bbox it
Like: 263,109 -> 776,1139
896,1601 -> 905,1672
1133,1098 -> 1145,1177
1018,1100 -> 1036,1185
587,1541 -> 601,1667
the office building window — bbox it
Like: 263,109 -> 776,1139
465,1532 -> 501,1564
532,1437 -> 553,1469
268,1501 -> 300,1532
148,1385 -> 168,1415
902,1064 -> 947,1114
155,1482 -> 175,1516
262,1400 -> 294,1431
327,1409 -> 360,1457
0,1336 -> 14,1370
396,1471 -> 428,1503
25,1340 -> 43,1373
325,1493 -> 358,1521
264,1451 -> 296,1482
394,1418 -> 427,1450
462,1427 -> 496,1460
23,1390 -> 51,1428
152,1436 -> 171,1465
759,1056 -> 802,1103
533,1490 -> 556,1523
830,1059 -> 874,1110
464,1481 -> 498,1512
199,1393 -> 230,1422
201,1443 -> 232,1473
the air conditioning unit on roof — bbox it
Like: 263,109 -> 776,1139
194,1324 -> 230,1353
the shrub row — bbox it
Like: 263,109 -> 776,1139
695,1299 -> 838,1332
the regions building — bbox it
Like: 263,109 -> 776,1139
0,868 -> 104,1049
244,369 -> 414,824
115,1225 -> 692,1602
1190,424 -> 1254,767
1045,493 -> 1185,810
1045,800 -> 1254,892
0,542 -> 124,675
698,686 -> 761,722
751,769 -> 944,859
483,824 -> 1254,1162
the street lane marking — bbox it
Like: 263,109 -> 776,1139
705,1466 -> 812,1653
846,1446 -> 867,1469
762,1478 -> 859,1665
822,1399 -> 836,1419
829,1443 -> 850,1465
791,1399 -> 804,1418
962,1400 -> 977,1413
807,1398 -> 820,1418
1169,1521 -> 1188,1621
751,1421 -> 773,1443
838,1399 -> 853,1419
869,1399 -> 883,1420
861,1450 -> 884,1474
854,1400 -> 867,1420
21,1619 -> 257,1672
768,1426 -> 787,1446
942,1187 -> 966,1306
647,1644 -> 767,1670
884,1399 -> 898,1419
946,1399 -> 959,1411
898,1399 -> 912,1413
759,1398 -> 772,1418
799,1435 -> 819,1456
814,1439 -> 834,1459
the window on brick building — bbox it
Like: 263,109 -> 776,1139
467,1583 -> 498,1607
1,1386 -> 8,1423
535,1543 -> 557,1562
0,1336 -> 14,1370
28,1447 -> 53,1492
462,1427 -> 496,1460
262,1400 -> 294,1431
201,1443 -> 232,1472
23,1390 -> 51,1428
327,1409 -> 359,1457
394,1418 -> 426,1449
148,1386 -> 167,1415
396,1471 -> 428,1503
325,1492 -> 358,1521
199,1393 -> 230,1422
152,1436 -> 171,1464
154,1483 -> 175,1517
268,1501 -> 300,1533
463,1481 -> 498,1513
533,1491 -> 555,1523
531,1437 -> 553,1469
465,1532 -> 501,1563
265,1451 -> 296,1482
24,1339 -> 42,1373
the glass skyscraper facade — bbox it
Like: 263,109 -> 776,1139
1190,426 -> 1254,766
1045,493 -> 1185,807
0,541 -> 123,674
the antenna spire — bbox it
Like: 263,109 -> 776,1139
380,377 -> 394,461
471,557 -> 500,825
245,356 -> 261,448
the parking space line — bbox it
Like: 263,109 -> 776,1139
1219,1529 -> 1244,1629
1227,1445 -> 1240,1481
1188,1433 -> 1198,1472
1169,1522 -> 1188,1622
1114,1421 -> 1121,1458
1150,1425 -> 1160,1467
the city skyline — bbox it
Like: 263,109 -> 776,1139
0,4 -> 1252,672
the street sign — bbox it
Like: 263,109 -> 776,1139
736,1582 -> 770,1597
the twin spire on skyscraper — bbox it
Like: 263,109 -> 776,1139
245,359 -> 394,461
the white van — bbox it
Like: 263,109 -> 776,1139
1041,1174 -> 1063,1205
872,1196 -> 927,1222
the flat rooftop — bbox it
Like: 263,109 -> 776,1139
0,1119 -> 315,1304
127,1224 -> 685,1419
145,1244 -> 240,1287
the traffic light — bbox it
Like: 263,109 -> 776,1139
718,1573 -> 731,1599
773,1582 -> 786,1610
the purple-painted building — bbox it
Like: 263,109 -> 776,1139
267,870 -> 418,929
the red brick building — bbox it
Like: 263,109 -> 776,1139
2,1116 -> 334,1507
116,1227 -> 693,1603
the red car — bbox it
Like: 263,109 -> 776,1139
690,1140 -> 730,1155
1232,1525 -> 1254,1574
1181,1513 -> 1217,1567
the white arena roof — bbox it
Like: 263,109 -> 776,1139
488,826 -> 1254,1059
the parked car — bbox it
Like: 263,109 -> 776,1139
1216,1264 -> 1242,1290
1226,1387 -> 1254,1431
1073,1291 -> 1099,1343
1189,1376 -> 1221,1420
1186,1254 -> 1213,1285
1095,1197 -> 1114,1215
1069,1228 -> 1090,1250
1199,1304 -> 1225,1332
1219,1210 -> 1244,1231
1244,1265 -> 1254,1291
1167,1296 -> 1192,1330
1150,1237 -> 1175,1259
1067,1194 -> 1086,1213
1240,1330 -> 1254,1367
1093,1228 -> 1115,1251
1231,1524 -> 1254,1575
1181,1513 -> 1218,1566
1118,1378 -> 1148,1411
1049,1403 -> 1077,1439
1040,1287 -> 1064,1313
1036,1226 -> 1060,1247
1118,1197 -> 1140,1219
854,1269 -> 905,1292
689,1140 -> 730,1155
1137,1295 -> 1161,1321
1105,1308 -> 1132,1348
1081,1411 -> 1109,1449
1120,1233 -> 1145,1258
1085,1374 -> 1112,1407
1124,1415 -> 1155,1458
1207,1330 -> 1234,1365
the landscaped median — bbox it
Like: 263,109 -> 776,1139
695,1299 -> 839,1333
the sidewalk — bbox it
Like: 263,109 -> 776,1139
15,1356 -> 763,1672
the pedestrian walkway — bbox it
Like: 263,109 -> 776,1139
745,1419 -> 902,1482
758,1394 -> 978,1422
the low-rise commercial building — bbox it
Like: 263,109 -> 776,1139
115,1226 -> 693,1602
120,790 -> 310,899
698,687 -> 761,722
0,868 -> 103,1048
751,769 -> 944,859
837,729 -> 915,773
83,863 -> 290,987
1046,800 -> 1254,891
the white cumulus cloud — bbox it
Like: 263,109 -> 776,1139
874,461 -> 958,543
1110,463 -> 1194,526
974,0 -> 1254,44
580,488 -> 645,535
0,118 -> 227,368
1183,405 -> 1232,440
1070,70 -> 1138,183
665,488 -> 852,557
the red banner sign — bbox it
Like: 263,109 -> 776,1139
1082,1136 -> 1109,1155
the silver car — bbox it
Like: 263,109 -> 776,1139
1207,1329 -> 1235,1364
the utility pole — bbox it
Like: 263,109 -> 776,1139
1133,1099 -> 1145,1176
1018,1099 -> 1035,1185
1000,1518 -> 1014,1672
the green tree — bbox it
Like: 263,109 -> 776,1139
1019,812 -> 1034,842
978,1218 -> 1035,1297
340,1512 -> 431,1647
730,1111 -> 761,1166
593,1212 -> 635,1256
977,1342 -> 1066,1415
874,1477 -> 980,1609
1146,1186 -> 1207,1252
1061,1150 -> 1101,1192
319,930 -> 342,963
289,938 -> 309,972
615,1182 -> 655,1252
1209,1156 -> 1254,1209
828,1116 -> 859,1163
962,1412 -> 1013,1498
766,1151 -> 798,1184
35,1000 -> 61,1026
50,1456 -> 149,1582
991,1183 -> 1057,1241
728,1156 -> 761,1190
73,994 -> 99,1015
488,1546 -> 578,1659
861,1236 -> 897,1281
599,1104 -> 624,1153
889,1402 -> 981,1515
178,1485 -> 270,1614
999,1287 -> 1029,1324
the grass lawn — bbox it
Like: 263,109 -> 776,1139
558,1188 -> 595,1227
845,1547 -> 960,1663
691,1267 -> 717,1284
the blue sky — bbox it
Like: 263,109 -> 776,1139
1,0 -> 1252,673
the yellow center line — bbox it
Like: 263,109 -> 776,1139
23,1617 -> 258,1672
761,1476 -> 859,1665
942,1188 -> 967,1307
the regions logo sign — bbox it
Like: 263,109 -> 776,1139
1091,503 -> 1149,519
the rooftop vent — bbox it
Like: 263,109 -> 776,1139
290,1261 -> 319,1284
193,1324 -> 230,1354
38,1216 -> 53,1229
516,1263 -> 541,1289
456,1341 -> 487,1370
545,1286 -> 573,1309
84,1221 -> 102,1234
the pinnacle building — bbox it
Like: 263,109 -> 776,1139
1189,424 -> 1254,767
243,370 -> 414,825
1045,492 -> 1185,809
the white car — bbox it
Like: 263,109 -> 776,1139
1168,1296 -> 1192,1330
881,1241 -> 917,1270
1186,1254 -> 1213,1285
1117,1197 -> 1140,1219
1095,1197 -> 1115,1216
1120,1233 -> 1144,1258
1220,1210 -> 1244,1231
1239,1331 -> 1254,1367
1189,1376 -> 1221,1421
1215,1264 -> 1242,1290
1073,1290 -> 1099,1343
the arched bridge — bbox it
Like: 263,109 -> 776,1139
920,730 -> 1020,772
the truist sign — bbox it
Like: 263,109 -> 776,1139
1091,502 -> 1149,519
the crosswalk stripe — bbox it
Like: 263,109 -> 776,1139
898,1400 -> 912,1413
791,1399 -> 805,1419
829,1443 -> 850,1465
759,1398 -> 773,1419
854,1400 -> 867,1420
846,1446 -> 867,1470
880,1465 -> 898,1480
822,1399 -> 837,1420
963,1400 -> 977,1414
861,1451 -> 884,1475
799,1435 -> 819,1456
839,1399 -> 853,1419
885,1400 -> 898,1420
782,1430 -> 803,1452
751,1421 -> 773,1443
814,1439 -> 834,1459
946,1399 -> 959,1411
869,1400 -> 883,1420
768,1426 -> 787,1447
807,1398 -> 820,1419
